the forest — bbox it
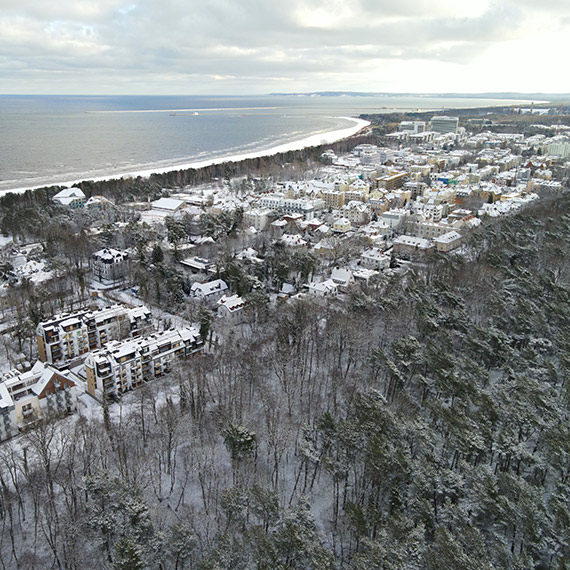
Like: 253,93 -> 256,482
0,182 -> 569,569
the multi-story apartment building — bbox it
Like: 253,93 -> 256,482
243,209 -> 273,231
92,248 -> 130,282
36,305 -> 152,364
322,190 -> 345,209
0,361 -> 78,441
376,171 -> 410,191
85,327 -> 203,400
430,116 -> 459,134
398,121 -> 426,134
257,194 -> 325,219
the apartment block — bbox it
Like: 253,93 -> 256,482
0,361 -> 78,441
376,172 -> 410,191
36,305 -> 152,364
430,116 -> 459,135
85,327 -> 203,400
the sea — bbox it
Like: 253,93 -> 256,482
0,94 -> 531,193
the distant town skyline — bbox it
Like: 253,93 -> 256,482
1,0 -> 569,95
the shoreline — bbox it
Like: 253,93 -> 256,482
0,116 -> 370,196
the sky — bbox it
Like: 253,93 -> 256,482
1,0 -> 569,95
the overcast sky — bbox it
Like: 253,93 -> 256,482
1,0 -> 568,95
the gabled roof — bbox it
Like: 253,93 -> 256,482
191,279 -> 228,296
217,295 -> 246,313
53,187 -> 85,200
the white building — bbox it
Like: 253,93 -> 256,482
430,116 -> 459,134
307,279 -> 338,297
153,197 -> 187,215
257,194 -> 324,219
360,248 -> 390,270
0,362 -> 78,441
330,267 -> 354,290
36,305 -> 152,364
243,209 -> 273,231
191,279 -> 229,301
382,208 -> 409,230
398,121 -> 426,134
217,295 -> 247,319
52,187 -> 86,209
85,327 -> 203,400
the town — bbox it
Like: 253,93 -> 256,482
0,108 -> 569,440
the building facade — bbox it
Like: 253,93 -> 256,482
430,116 -> 459,134
0,362 -> 78,441
36,305 -> 152,364
92,248 -> 130,282
85,327 -> 203,400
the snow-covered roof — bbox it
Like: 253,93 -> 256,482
331,267 -> 353,286
217,294 -> 246,313
53,187 -> 85,200
393,235 -> 433,249
191,279 -> 228,296
307,279 -> 338,294
281,234 -> 307,247
434,231 -> 462,244
93,248 -> 128,262
152,197 -> 185,211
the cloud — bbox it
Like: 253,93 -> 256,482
0,0 -> 569,93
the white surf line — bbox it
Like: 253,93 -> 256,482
0,116 -> 371,195
86,106 -> 280,114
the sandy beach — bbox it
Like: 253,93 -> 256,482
1,116 -> 370,196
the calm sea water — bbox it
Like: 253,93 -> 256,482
0,94 -> 527,192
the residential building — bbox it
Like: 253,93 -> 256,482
360,248 -> 390,270
430,116 -> 459,134
85,327 -> 203,400
330,267 -> 354,290
342,202 -> 369,226
0,362 -> 78,441
434,231 -> 463,253
307,279 -> 338,297
86,195 -> 113,211
322,190 -> 345,209
548,142 -> 570,159
392,235 -> 434,257
52,187 -> 86,209
398,121 -> 426,134
332,218 -> 352,233
191,279 -> 229,301
92,248 -> 130,282
281,234 -> 307,247
382,208 -> 409,230
353,268 -> 379,284
36,305 -> 152,364
376,172 -> 410,191
243,209 -> 273,231
217,295 -> 247,320
179,256 -> 215,273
